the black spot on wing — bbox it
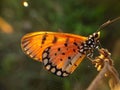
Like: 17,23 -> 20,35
41,33 -> 47,44
58,48 -> 61,51
62,52 -> 65,55
73,49 -> 76,52
54,53 -> 57,56
68,56 -> 71,59
74,64 -> 77,67
64,43 -> 68,47
52,36 -> 57,43
60,58 -> 63,61
73,42 -> 78,46
65,37 -> 69,43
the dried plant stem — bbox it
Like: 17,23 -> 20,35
107,63 -> 120,90
87,48 -> 120,90
87,61 -> 108,90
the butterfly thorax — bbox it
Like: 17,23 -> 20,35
78,31 -> 100,57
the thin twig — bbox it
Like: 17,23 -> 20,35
97,17 -> 120,31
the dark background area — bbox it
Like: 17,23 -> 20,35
0,0 -> 120,90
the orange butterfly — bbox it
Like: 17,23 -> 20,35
21,31 -> 100,77
21,17 -> 120,77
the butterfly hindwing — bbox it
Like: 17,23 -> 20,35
42,43 -> 86,77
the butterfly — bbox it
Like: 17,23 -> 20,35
21,17 -> 120,77
21,31 -> 100,77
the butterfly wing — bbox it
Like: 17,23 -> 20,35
21,32 -> 87,77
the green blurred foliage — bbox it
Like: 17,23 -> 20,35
0,0 -> 120,90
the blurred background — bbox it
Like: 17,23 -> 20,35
0,0 -> 120,90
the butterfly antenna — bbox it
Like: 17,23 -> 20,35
97,17 -> 120,32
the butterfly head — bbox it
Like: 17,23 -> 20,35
87,31 -> 100,45
93,31 -> 100,41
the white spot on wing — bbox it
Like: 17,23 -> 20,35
80,45 -> 83,49
43,58 -> 48,65
90,44 -> 94,48
42,52 -> 48,58
88,41 -> 91,44
63,72 -> 69,77
22,41 -> 30,47
30,54 -> 33,58
51,68 -> 56,73
45,65 -> 51,70
56,71 -> 62,76
84,44 -> 87,47
80,49 -> 84,53
26,51 -> 30,54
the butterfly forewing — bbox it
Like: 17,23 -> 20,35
21,32 -> 88,77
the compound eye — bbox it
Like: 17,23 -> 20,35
95,33 -> 98,38
94,32 -> 100,39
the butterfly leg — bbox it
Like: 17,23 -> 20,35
86,49 -> 94,62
